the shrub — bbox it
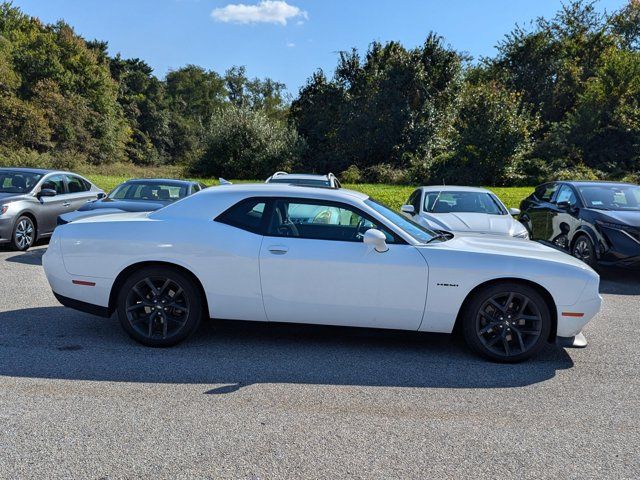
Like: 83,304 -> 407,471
362,164 -> 410,184
192,105 -> 305,179
340,165 -> 362,183
553,164 -> 604,181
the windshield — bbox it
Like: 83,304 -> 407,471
0,171 -> 42,194
109,182 -> 188,202
269,178 -> 331,187
423,191 -> 506,215
577,185 -> 640,211
365,199 -> 437,243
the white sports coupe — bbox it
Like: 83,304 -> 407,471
401,186 -> 530,239
43,184 -> 602,362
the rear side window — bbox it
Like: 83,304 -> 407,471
216,198 -> 267,234
65,175 -> 90,193
535,184 -> 558,202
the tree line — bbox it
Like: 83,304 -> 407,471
0,1 -> 638,185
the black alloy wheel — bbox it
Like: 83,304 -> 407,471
117,266 -> 202,347
463,284 -> 550,362
11,216 -> 35,251
572,235 -> 596,267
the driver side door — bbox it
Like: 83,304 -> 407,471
259,198 -> 429,330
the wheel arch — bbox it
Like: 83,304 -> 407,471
108,261 -> 209,318
15,210 -> 38,236
453,277 -> 558,342
570,227 -> 600,256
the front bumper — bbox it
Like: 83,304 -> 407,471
0,215 -> 15,244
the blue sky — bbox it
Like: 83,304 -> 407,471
14,0 -> 628,95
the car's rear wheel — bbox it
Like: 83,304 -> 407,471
572,235 -> 596,267
116,266 -> 202,347
462,283 -> 551,363
11,216 -> 35,251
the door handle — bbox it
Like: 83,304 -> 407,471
62,202 -> 71,207
268,245 -> 288,255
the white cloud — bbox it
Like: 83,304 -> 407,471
286,42 -> 295,48
212,1 -> 308,26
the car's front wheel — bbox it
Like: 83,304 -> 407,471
11,216 -> 35,251
116,266 -> 203,347
572,235 -> 596,268
462,283 -> 551,363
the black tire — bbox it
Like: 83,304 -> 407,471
462,283 -> 551,363
116,266 -> 202,347
11,215 -> 35,251
572,234 -> 597,268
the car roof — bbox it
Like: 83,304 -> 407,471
559,181 -> 637,187
207,183 -> 366,200
418,185 -> 492,193
123,178 -> 196,185
0,167 -> 59,175
270,173 -> 330,180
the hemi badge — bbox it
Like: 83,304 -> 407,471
561,312 -> 584,317
72,280 -> 96,287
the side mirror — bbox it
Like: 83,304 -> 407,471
38,188 -> 57,198
556,201 -> 571,210
363,228 -> 388,253
97,192 -> 106,199
508,207 -> 521,216
401,204 -> 415,215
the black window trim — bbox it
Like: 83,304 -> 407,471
215,196 -> 274,235
215,196 -> 407,244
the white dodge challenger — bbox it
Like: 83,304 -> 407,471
43,184 -> 602,362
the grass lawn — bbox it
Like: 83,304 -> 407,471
81,170 -> 533,210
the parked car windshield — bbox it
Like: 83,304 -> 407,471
268,178 -> 331,187
423,191 -> 506,215
108,182 -> 188,202
365,199 -> 437,243
577,185 -> 640,211
0,171 -> 43,194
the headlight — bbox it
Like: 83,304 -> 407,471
597,221 -> 629,230
0,205 -> 7,215
597,221 -> 640,242
513,230 -> 529,239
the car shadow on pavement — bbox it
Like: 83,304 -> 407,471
3,247 -> 45,266
0,306 -> 574,392
598,267 -> 640,295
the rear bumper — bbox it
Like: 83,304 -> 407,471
53,291 -> 111,317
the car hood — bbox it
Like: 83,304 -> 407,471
426,232 -> 591,269
591,209 -> 640,228
79,198 -> 170,212
418,212 -> 525,235
0,192 -> 30,202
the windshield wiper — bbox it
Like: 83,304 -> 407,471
426,232 -> 449,244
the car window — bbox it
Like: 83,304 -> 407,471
423,191 -> 506,215
0,171 -> 42,193
554,185 -> 577,206
577,185 -> 640,211
407,190 -> 421,211
109,183 -> 187,201
65,175 -> 90,193
216,198 -> 267,234
535,184 -> 558,202
267,199 -> 396,243
41,174 -> 66,194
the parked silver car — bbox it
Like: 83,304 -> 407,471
0,168 -> 104,250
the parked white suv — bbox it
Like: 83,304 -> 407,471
265,171 -> 341,189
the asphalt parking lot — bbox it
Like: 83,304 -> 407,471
0,245 -> 638,479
